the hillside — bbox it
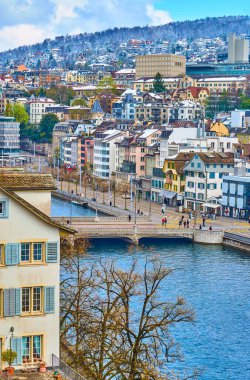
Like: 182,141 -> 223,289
0,15 -> 249,65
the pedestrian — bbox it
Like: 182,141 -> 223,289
161,205 -> 165,214
181,215 -> 185,221
178,220 -> 182,229
209,225 -> 212,230
202,216 -> 206,227
183,220 -> 186,228
128,214 -> 131,222
110,201 -> 112,206
187,219 -> 190,228
189,211 -> 192,220
199,224 -> 202,230
162,218 -> 165,226
164,217 -> 167,226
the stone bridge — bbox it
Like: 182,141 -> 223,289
75,226 -> 224,245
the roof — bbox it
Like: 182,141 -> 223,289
192,152 -> 234,164
0,173 -> 57,191
188,86 -> 209,97
16,64 -> 28,72
0,187 -> 74,234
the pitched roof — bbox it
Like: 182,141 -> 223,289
0,187 -> 74,234
193,152 -> 234,164
0,173 -> 57,191
188,86 -> 209,97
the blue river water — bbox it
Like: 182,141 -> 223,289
51,196 -> 97,217
52,198 -> 250,380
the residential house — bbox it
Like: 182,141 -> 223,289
0,172 -> 73,371
162,152 -> 195,206
184,152 -> 234,211
93,130 -> 124,178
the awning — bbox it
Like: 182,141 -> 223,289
159,190 -> 177,199
203,203 -> 221,209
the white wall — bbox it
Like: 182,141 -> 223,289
0,190 -> 60,368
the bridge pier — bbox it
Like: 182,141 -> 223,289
132,225 -> 139,245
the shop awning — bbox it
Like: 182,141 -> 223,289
203,203 -> 221,209
159,190 -> 177,199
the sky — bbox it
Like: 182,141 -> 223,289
0,0 -> 249,52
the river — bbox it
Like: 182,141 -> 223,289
52,198 -> 250,380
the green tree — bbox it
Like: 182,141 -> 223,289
153,72 -> 166,93
46,86 -> 74,105
13,104 -> 29,125
239,95 -> 250,109
97,76 -> 118,94
4,103 -> 14,117
39,113 -> 59,142
71,98 -> 88,107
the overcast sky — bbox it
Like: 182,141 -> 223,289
0,0 -> 249,52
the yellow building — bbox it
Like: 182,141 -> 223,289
135,54 -> 186,80
162,153 -> 195,194
194,76 -> 247,93
210,122 -> 229,137
133,75 -> 194,93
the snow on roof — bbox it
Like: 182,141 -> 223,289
116,69 -> 135,74
139,129 -> 159,139
197,76 -> 247,82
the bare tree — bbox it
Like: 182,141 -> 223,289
60,251 -> 200,380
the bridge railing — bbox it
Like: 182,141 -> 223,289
53,215 -> 150,223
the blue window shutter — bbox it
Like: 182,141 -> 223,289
11,337 -> 22,365
4,289 -> 15,317
5,243 -> 20,265
15,289 -> 21,316
44,287 -> 55,313
46,242 -> 58,263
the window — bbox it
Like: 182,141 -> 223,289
22,288 -> 31,313
21,243 -> 30,262
22,335 -> 42,361
140,166 -> 145,170
0,199 -> 8,218
22,287 -> 42,314
209,172 -> 215,179
33,243 -> 42,261
197,163 -> 201,168
21,243 -> 45,263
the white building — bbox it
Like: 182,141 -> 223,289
231,110 -> 250,129
93,130 -> 124,178
228,33 -> 249,63
183,152 -> 234,211
0,173 -> 73,370
29,98 -> 55,125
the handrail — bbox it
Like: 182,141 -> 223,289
52,354 -> 87,380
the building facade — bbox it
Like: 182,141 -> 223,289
184,152 -> 234,211
135,54 -> 186,79
0,117 -> 20,155
0,173 -> 73,370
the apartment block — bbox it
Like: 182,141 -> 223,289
135,54 -> 186,80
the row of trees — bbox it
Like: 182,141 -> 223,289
60,241 -> 200,380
